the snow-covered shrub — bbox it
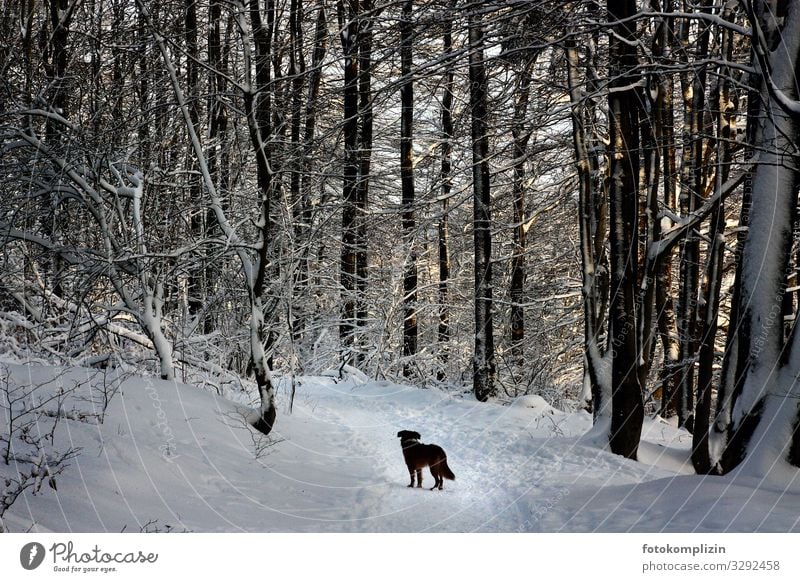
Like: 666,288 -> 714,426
0,364 -> 80,532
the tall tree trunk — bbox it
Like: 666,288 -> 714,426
288,0 -> 306,342
248,0 -> 279,369
607,0 -> 643,459
185,0 -> 205,324
356,0 -> 373,367
339,0 -> 360,360
44,0 -> 73,299
566,38 -> 608,417
296,1 -> 327,335
692,10 -> 736,474
712,27 -> 759,474
720,0 -> 800,474
204,0 -> 228,334
243,0 -> 280,431
401,0 -> 417,375
468,9 -> 496,402
655,1 -> 681,419
510,61 -> 533,367
637,82 -> 660,395
437,5 -> 454,382
675,1 -> 713,431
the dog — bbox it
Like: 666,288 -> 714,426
397,430 -> 455,490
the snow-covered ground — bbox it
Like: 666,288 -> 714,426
3,362 -> 800,533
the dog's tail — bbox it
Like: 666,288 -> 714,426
441,457 -> 455,481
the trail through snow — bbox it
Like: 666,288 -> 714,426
3,364 -> 800,533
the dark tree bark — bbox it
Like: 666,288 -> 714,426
295,1 -> 327,337
136,5 -> 152,174
510,60 -> 533,366
712,27 -> 759,474
566,37 -> 607,416
607,0 -> 643,459
468,9 -> 496,402
674,1 -> 714,432
437,4 -> 454,382
289,0 -> 304,227
654,1 -> 681,419
400,0 -> 417,375
636,79 -> 660,395
339,0 -> 360,360
185,0 -> 205,323
203,0 -> 229,334
44,0 -> 74,299
692,10 -> 736,474
285,0 -> 312,346
355,0 -> 374,366
245,0 -> 279,432
45,0 -> 71,143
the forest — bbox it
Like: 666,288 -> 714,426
1,0 -> 800,510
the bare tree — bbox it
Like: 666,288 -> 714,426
401,0 -> 418,375
606,0 -> 644,459
437,0 -> 455,381
468,6 -> 496,402
138,0 -> 279,433
717,0 -> 800,474
339,0 -> 362,363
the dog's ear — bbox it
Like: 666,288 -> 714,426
410,431 -> 421,440
396,431 -> 403,438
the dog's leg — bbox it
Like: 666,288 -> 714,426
416,469 -> 423,488
433,458 -> 447,490
407,468 -> 415,487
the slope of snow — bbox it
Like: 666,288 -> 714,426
2,362 -> 800,532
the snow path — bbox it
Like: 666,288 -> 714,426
292,379 -> 536,532
3,365 -> 800,532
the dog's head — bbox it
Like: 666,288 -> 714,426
397,430 -> 421,441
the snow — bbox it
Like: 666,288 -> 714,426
3,362 -> 800,533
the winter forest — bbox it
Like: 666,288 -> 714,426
2,0 -> 800,534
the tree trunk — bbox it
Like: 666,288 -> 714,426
607,0 -> 643,459
721,0 -> 800,475
712,29 -> 759,474
204,0 -> 228,334
44,0 -> 73,299
468,9 -> 496,402
510,61 -> 532,367
401,0 -> 417,375
675,2 -> 714,431
288,0 -> 306,342
636,82 -> 660,395
654,2 -> 681,419
692,11 -> 736,474
566,38 -> 608,417
296,1 -> 327,336
339,0 -> 360,360
185,0 -> 205,325
356,0 -> 373,367
248,0 -> 279,371
437,6 -> 454,382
